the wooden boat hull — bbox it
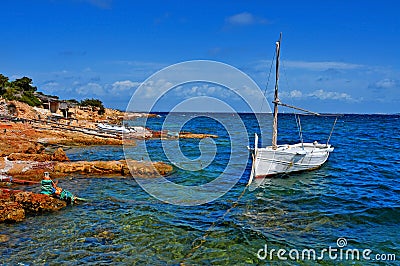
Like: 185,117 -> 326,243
249,140 -> 333,181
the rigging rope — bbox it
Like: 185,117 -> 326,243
281,59 -> 292,99
294,114 -> 304,149
259,51 -> 276,113
326,116 -> 338,146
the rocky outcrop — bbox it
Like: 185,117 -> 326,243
25,142 -> 46,154
0,201 -> 24,222
54,159 -> 173,178
0,139 -> 45,157
0,122 -> 124,158
2,157 -> 172,181
7,147 -> 69,162
51,147 -> 69,162
0,189 -> 66,223
8,153 -> 51,162
179,132 -> 218,139
44,133 -> 123,146
13,190 -> 66,212
152,161 -> 174,175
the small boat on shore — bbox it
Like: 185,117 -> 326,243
0,175 -> 39,185
97,123 -> 130,133
97,123 -> 153,138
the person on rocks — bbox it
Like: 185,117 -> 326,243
40,172 -> 62,196
40,172 -> 77,204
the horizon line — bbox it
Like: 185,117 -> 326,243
122,110 -> 400,115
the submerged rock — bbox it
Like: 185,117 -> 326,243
0,234 -> 10,243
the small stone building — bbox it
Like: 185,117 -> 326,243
35,93 -> 60,113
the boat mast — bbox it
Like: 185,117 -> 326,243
272,33 -> 282,149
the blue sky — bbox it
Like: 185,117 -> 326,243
1,0 -> 399,113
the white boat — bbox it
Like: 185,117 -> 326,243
97,123 -> 153,138
248,33 -> 335,183
97,123 -> 130,133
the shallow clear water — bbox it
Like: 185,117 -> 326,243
1,114 -> 399,265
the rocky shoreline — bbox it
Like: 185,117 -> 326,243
0,100 -> 216,223
0,120 -> 172,222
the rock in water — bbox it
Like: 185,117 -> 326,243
0,234 -> 10,242
13,191 -> 67,212
0,201 -> 25,222
0,189 -> 67,223
51,147 -> 69,162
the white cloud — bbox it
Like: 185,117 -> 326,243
368,78 -> 399,103
375,78 -> 397,89
284,60 -> 363,71
279,89 -> 353,101
172,83 -> 265,102
239,84 -> 265,98
111,80 -> 140,95
290,90 -> 303,98
39,81 -> 60,94
173,84 -> 231,98
43,81 -> 59,87
308,89 -> 353,101
226,12 -> 267,25
76,82 -> 105,96
280,90 -> 303,98
135,79 -> 174,99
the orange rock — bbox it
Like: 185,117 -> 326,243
8,153 -> 51,162
25,142 -> 45,154
0,201 -> 25,222
153,161 -> 174,176
13,191 -> 66,213
51,148 -> 69,162
179,132 -> 218,139
0,189 -> 66,223
52,159 -> 173,177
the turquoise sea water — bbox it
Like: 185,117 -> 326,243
1,113 -> 399,265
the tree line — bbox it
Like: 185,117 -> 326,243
0,73 -> 105,114
0,74 -> 41,107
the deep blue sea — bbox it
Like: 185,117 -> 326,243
1,113 -> 399,265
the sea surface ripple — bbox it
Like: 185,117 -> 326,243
1,113 -> 399,265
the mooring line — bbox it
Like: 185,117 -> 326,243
181,183 -> 250,265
